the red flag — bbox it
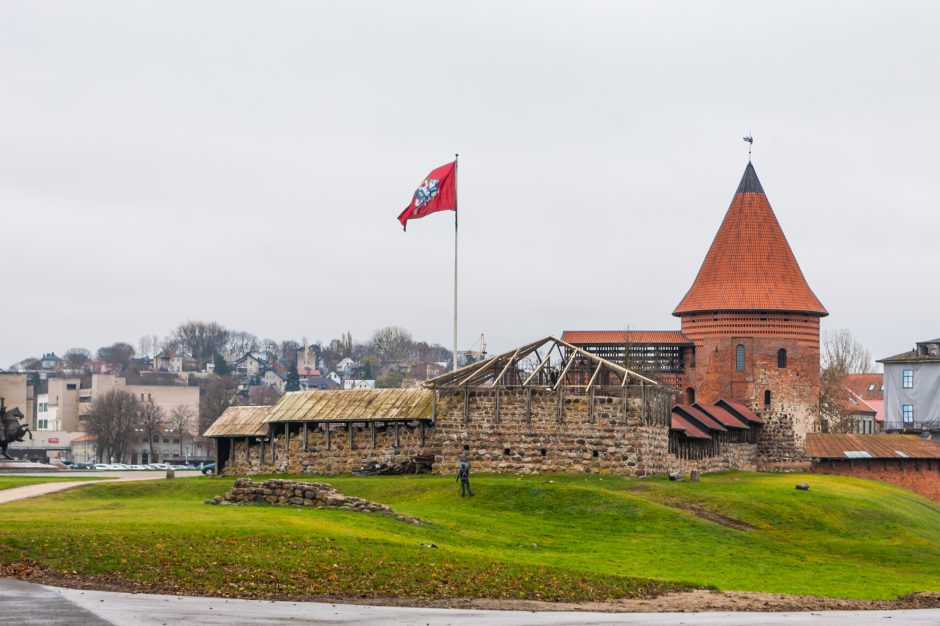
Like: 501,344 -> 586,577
397,161 -> 456,231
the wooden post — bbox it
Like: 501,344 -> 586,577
371,421 -> 376,448
463,390 -> 469,423
494,387 -> 500,423
395,421 -> 401,447
326,424 -> 331,450
348,422 -> 354,451
303,422 -> 308,452
285,423 -> 291,462
259,439 -> 264,466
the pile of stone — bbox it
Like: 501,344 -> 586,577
206,478 -> 422,525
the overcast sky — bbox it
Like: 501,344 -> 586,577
2,1 -> 938,368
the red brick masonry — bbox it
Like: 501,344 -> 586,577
812,459 -> 940,504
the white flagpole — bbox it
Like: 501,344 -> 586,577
453,153 -> 459,372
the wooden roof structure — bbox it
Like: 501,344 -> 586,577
203,405 -> 273,438
424,336 -> 661,389
265,388 -> 433,423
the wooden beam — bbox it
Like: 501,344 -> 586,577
492,348 -> 522,387
553,348 -> 580,391
302,422 -> 308,452
523,349 -> 554,386
326,424 -> 331,450
371,421 -> 376,448
585,359 -> 605,392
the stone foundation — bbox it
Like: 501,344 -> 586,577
211,478 -> 422,524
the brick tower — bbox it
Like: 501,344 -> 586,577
673,162 -> 827,464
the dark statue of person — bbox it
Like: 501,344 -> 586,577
0,396 -> 32,460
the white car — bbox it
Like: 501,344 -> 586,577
93,464 -> 109,470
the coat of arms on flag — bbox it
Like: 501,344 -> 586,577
397,161 -> 457,231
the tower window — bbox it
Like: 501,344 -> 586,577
777,349 -> 787,369
902,369 -> 913,389
764,390 -> 771,406
735,344 -> 745,371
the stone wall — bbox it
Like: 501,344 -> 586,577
217,386 -> 763,477
812,459 -> 940,504
431,386 -> 751,475
222,420 -> 435,475
212,478 -> 421,523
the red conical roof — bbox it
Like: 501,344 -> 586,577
673,162 -> 827,317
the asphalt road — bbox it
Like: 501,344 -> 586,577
2,579 -> 940,626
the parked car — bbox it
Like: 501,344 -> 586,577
93,464 -> 109,470
201,463 -> 216,476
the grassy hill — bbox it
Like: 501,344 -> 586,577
0,471 -> 938,601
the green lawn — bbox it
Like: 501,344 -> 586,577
0,471 -> 938,602
0,475 -> 108,491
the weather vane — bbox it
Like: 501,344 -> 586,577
743,133 -> 753,160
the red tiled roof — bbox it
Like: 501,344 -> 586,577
673,163 -> 827,317
806,433 -> 940,459
561,330 -> 692,345
866,399 -> 885,422
845,373 -> 884,400
715,399 -> 764,424
693,403 -> 750,429
841,388 -> 878,415
671,413 -> 712,439
673,404 -> 727,432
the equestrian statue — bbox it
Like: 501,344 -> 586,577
0,396 -> 32,460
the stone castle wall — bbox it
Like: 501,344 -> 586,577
223,420 -> 434,475
431,386 -> 757,476
219,386 -> 763,477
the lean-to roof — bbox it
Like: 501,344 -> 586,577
203,405 -> 273,437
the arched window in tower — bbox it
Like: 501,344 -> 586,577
764,390 -> 771,406
686,387 -> 695,404
777,348 -> 787,369
735,344 -> 745,371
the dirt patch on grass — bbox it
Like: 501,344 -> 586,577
3,561 -> 939,612
681,504 -> 756,531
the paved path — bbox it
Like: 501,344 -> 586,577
1,579 -> 939,626
0,470 -> 202,504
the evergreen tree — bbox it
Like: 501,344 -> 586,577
285,363 -> 301,392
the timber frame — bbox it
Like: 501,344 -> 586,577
425,336 -> 661,390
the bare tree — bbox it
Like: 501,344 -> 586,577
819,329 -> 874,433
169,405 -> 195,457
86,390 -> 140,463
64,348 -> 91,370
138,334 -> 162,360
822,329 -> 874,374
171,321 -> 230,367
96,342 -> 136,369
227,331 -> 260,358
371,326 -> 414,362
139,401 -> 165,463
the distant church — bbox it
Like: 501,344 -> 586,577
564,161 -> 828,465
